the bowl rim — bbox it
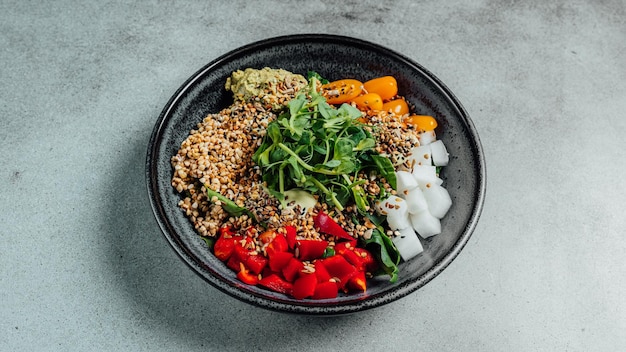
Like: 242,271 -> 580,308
146,33 -> 486,315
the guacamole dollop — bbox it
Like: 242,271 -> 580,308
225,67 -> 307,105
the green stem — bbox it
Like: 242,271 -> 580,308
279,164 -> 285,194
308,177 -> 344,211
277,143 -> 341,176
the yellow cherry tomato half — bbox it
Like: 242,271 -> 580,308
405,115 -> 438,131
320,79 -> 363,105
381,99 -> 409,116
352,93 -> 383,112
363,76 -> 398,101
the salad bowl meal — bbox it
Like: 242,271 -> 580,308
146,34 -> 485,315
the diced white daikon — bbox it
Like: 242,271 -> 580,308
386,211 -> 412,231
417,130 -> 436,145
422,183 -> 452,219
403,186 -> 429,214
392,227 -> 424,261
375,195 -> 408,217
429,140 -> 449,166
411,164 -> 443,189
410,211 -> 441,238
407,145 -> 432,168
376,195 -> 411,230
396,170 -> 418,195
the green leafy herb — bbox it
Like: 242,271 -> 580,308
201,236 -> 216,250
307,70 -> 329,85
252,76 -> 395,213
361,227 -> 401,282
322,246 -> 336,258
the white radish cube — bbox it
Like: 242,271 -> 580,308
396,170 -> 418,195
412,165 -> 443,189
410,211 -> 441,238
430,140 -> 449,166
407,145 -> 432,168
417,131 -> 436,145
392,227 -> 424,261
386,211 -> 411,231
375,195 -> 408,217
403,186 -> 429,214
422,183 -> 452,219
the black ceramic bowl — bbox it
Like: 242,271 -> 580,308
146,34 -> 486,315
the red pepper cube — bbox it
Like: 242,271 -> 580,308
258,274 -> 293,295
333,242 -> 350,256
218,226 -> 235,237
234,245 -> 251,263
353,247 -> 378,272
226,255 -> 242,272
341,248 -> 366,271
245,254 -> 268,275
320,255 -> 358,289
292,272 -> 318,300
268,251 -> 294,272
284,225 -> 298,250
312,260 -> 332,282
312,281 -> 339,299
346,270 -> 367,292
237,263 -> 259,286
213,236 -> 237,261
296,239 -> 329,261
258,229 -> 277,244
282,257 -> 304,283
313,211 -> 355,242
266,234 -> 289,256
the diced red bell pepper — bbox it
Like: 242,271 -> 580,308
296,239 -> 329,261
312,281 -> 339,299
333,241 -> 352,256
218,225 -> 235,237
266,233 -> 289,256
258,274 -> 293,295
353,247 -> 377,272
258,229 -> 277,244
313,260 -> 332,282
341,247 -> 366,271
268,251 -> 294,272
213,235 -> 237,261
292,272 -> 318,300
234,245 -> 251,263
237,263 -> 259,286
245,254 -> 268,275
226,254 -> 242,272
284,225 -> 297,249
282,257 -> 304,282
313,211 -> 355,242
346,271 -> 367,292
321,255 -> 358,289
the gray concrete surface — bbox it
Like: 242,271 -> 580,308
1,1 -> 625,351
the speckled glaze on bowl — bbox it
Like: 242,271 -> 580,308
146,34 -> 486,315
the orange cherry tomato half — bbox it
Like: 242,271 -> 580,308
320,79 -> 363,105
351,93 -> 383,112
363,76 -> 398,101
381,99 -> 409,116
405,115 -> 438,131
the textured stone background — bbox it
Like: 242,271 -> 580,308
1,0 -> 625,350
